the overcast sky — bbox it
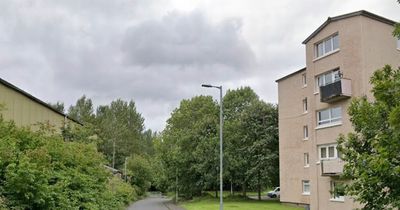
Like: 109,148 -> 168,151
0,0 -> 399,131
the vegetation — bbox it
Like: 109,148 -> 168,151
0,116 -> 136,209
153,87 -> 279,200
337,65 -> 400,209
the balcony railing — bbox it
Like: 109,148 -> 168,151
320,79 -> 351,103
321,159 -> 345,176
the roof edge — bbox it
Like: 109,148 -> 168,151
302,10 -> 397,44
275,67 -> 306,83
0,77 -> 82,125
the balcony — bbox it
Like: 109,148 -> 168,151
320,79 -> 351,103
321,159 -> 345,176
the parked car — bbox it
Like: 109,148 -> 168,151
267,187 -> 280,198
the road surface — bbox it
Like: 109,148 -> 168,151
127,194 -> 184,210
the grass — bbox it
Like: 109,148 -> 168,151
180,195 -> 303,210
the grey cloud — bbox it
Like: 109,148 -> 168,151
122,10 -> 255,69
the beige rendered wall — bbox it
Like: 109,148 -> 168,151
360,15 -> 400,99
278,69 -> 311,206
301,15 -> 399,210
0,83 -> 66,130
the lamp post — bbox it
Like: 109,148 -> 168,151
201,84 -> 223,210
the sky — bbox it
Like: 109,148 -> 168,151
0,0 -> 399,131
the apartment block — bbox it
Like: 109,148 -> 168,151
276,11 -> 400,210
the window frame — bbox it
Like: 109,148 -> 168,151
303,125 -> 309,140
330,181 -> 345,201
302,180 -> 310,195
314,33 -> 339,58
304,153 -> 310,167
317,107 -> 342,126
302,73 -> 307,87
397,38 -> 400,50
315,69 -> 340,93
303,97 -> 308,113
319,144 -> 338,160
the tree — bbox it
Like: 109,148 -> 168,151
0,116 -> 136,209
127,155 -> 153,196
223,87 -> 259,196
241,101 -> 279,200
159,96 -> 219,198
48,101 -> 65,113
337,65 -> 400,209
68,95 -> 95,123
96,99 -> 145,169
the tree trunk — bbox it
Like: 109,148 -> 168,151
257,172 -> 261,200
230,180 -> 233,195
242,182 -> 247,197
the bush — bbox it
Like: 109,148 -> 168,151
0,117 -> 137,209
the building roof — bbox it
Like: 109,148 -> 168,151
302,10 -> 397,44
0,77 -> 81,124
275,67 -> 306,83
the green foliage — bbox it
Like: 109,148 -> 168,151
68,95 -> 95,123
48,101 -> 65,113
96,99 -> 145,169
154,87 -> 279,200
337,65 -> 400,209
127,155 -> 153,196
0,116 -> 136,209
241,101 -> 279,194
156,95 -> 219,198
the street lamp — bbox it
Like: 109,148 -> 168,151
201,84 -> 223,210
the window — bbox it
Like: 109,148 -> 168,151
303,125 -> 309,139
330,181 -> 345,201
317,107 -> 342,126
302,73 -> 307,87
315,34 -> 339,58
302,180 -> 310,195
303,98 -> 308,113
316,69 -> 340,89
397,38 -> 400,49
304,153 -> 309,167
319,144 -> 338,160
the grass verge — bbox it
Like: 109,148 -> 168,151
180,195 -> 303,210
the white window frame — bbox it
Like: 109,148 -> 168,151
302,180 -> 310,195
330,181 -> 345,202
315,69 -> 340,93
315,33 -> 339,58
397,38 -> 400,50
303,125 -> 309,140
302,73 -> 307,87
303,97 -> 308,113
317,107 -> 342,126
319,144 -> 338,160
304,153 -> 310,167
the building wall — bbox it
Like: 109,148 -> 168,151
0,82 -> 68,130
278,69 -> 310,206
279,13 -> 399,210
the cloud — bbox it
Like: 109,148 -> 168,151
0,0 -> 398,131
122,10 -> 255,69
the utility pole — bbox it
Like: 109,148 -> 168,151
124,157 -> 128,182
201,84 -> 224,210
176,168 -> 179,203
112,140 -> 116,168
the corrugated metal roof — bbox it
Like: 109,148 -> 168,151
0,77 -> 81,125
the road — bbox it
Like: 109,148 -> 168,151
127,194 -> 184,210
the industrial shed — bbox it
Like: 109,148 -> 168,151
0,77 -> 78,130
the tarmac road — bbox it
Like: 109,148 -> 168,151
127,193 -> 184,210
